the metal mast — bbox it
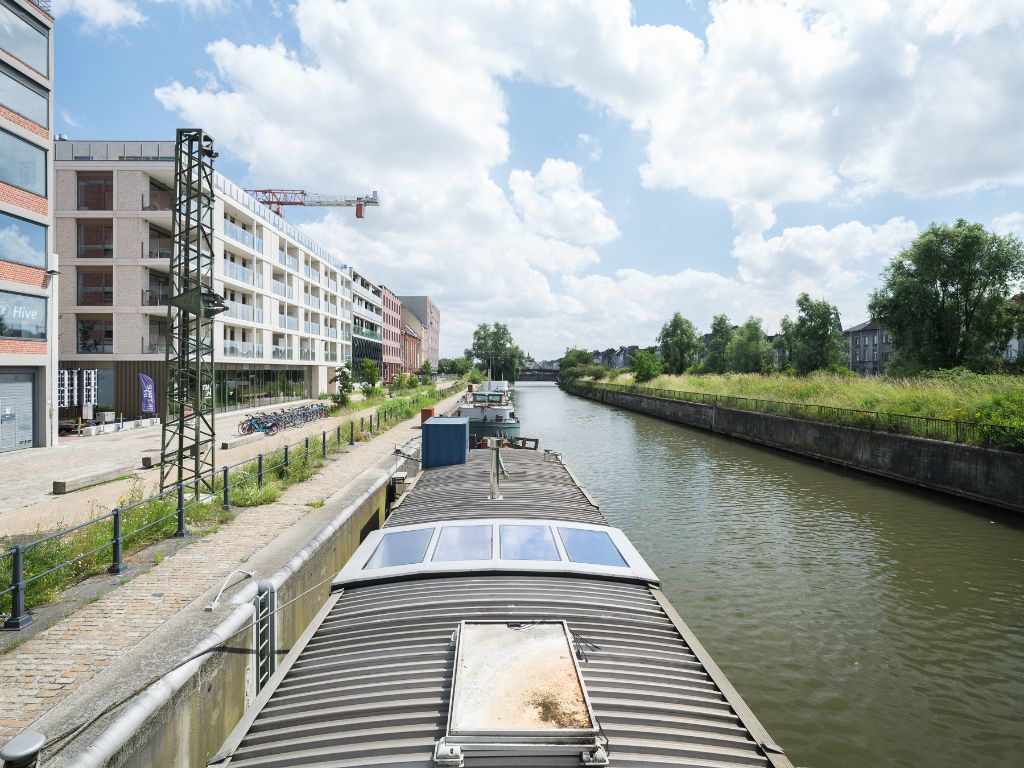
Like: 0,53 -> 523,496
160,129 -> 225,493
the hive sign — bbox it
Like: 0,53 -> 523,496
0,301 -> 40,321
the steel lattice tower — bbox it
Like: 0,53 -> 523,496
160,129 -> 224,493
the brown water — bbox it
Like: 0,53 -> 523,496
515,383 -> 1024,768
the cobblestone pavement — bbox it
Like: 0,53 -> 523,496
0,389 -> 463,743
0,392 -> 422,537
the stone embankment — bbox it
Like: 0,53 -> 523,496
565,382 -> 1024,514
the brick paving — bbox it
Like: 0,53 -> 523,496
0,389 -> 463,742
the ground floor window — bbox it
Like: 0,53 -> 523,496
214,365 -> 308,412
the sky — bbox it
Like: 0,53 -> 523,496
52,0 -> 1024,360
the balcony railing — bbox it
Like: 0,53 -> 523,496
299,348 -> 316,361
223,340 -> 262,358
223,219 -> 256,250
352,281 -> 381,305
303,294 -> 320,309
271,280 -> 294,301
141,337 -> 167,354
340,287 -> 353,300
324,277 -> 338,292
272,346 -> 293,360
323,302 -> 338,315
278,251 -> 299,271
304,321 -> 321,336
325,326 -> 338,339
143,237 -> 173,260
341,328 -> 352,341
277,315 -> 299,331
339,308 -> 353,322
142,189 -> 173,211
222,260 -> 261,287
325,351 -> 338,362
141,288 -> 169,306
224,300 -> 256,323
353,325 -> 382,341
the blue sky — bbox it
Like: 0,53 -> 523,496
52,0 -> 1024,359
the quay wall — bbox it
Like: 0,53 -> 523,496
69,448 -> 420,768
567,383 -> 1024,514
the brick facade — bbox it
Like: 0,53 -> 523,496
0,181 -> 47,217
0,339 -> 46,354
0,260 -> 47,288
0,103 -> 48,140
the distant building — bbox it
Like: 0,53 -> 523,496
591,346 -> 639,368
1005,294 -> 1024,363
401,323 -> 421,375
351,268 -> 383,376
379,285 -> 402,382
843,320 -> 894,375
399,295 -> 439,371
0,0 -> 55,452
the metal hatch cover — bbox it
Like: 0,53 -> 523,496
437,620 -> 608,766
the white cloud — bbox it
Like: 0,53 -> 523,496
992,211 -> 1024,237
577,133 -> 602,162
151,0 -> 1019,356
52,0 -> 146,31
58,108 -> 82,129
509,159 -> 619,246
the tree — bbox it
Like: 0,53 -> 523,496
328,365 -> 354,408
438,357 -> 473,376
465,322 -> 527,382
725,316 -> 773,373
778,293 -> 848,374
869,220 -> 1024,371
630,349 -> 663,383
702,314 -> 734,373
358,358 -> 380,392
657,313 -> 702,374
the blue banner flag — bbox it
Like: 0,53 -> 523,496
139,373 -> 157,414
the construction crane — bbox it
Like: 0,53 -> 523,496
244,189 -> 380,218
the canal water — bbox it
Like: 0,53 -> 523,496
513,383 -> 1024,768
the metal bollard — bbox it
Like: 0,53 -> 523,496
0,730 -> 46,766
257,454 -> 264,487
322,431 -> 327,459
2,544 -> 31,630
108,508 -> 125,575
349,422 -> 355,445
222,467 -> 230,509
175,484 -> 186,537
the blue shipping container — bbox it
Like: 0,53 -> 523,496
421,417 -> 470,469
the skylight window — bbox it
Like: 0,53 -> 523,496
558,527 -> 626,566
364,529 -> 433,569
433,525 -> 492,561
499,525 -> 559,561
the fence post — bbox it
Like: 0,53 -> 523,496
336,425 -> 341,446
257,453 -> 264,487
108,508 -> 125,575
2,544 -> 32,629
284,444 -> 290,469
175,484 -> 186,537
305,436 -> 310,457
222,467 -> 230,509
360,416 -> 364,433
322,430 -> 327,459
350,421 -> 355,445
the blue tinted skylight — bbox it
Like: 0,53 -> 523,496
499,525 -> 559,561
558,528 -> 626,566
433,525 -> 492,561
364,529 -> 433,569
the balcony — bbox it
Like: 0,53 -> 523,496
226,262 -> 262,288
339,308 -> 353,322
141,337 -> 167,354
272,345 -> 293,360
141,288 -> 169,306
340,287 -> 353,300
278,251 -> 299,271
299,348 -> 316,362
224,299 -> 257,323
303,265 -> 320,282
323,302 -> 338,315
223,219 -> 256,250
353,325 -> 382,341
223,340 -> 263,359
143,236 -> 173,260
142,189 -> 173,211
304,321 -> 321,336
324,276 -> 338,292
325,351 -> 338,362
303,294 -> 320,310
271,280 -> 294,301
325,326 -> 338,339
277,315 -> 299,331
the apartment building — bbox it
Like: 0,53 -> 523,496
844,319 -> 893,376
54,140 -> 355,418
379,285 -> 402,381
399,295 -> 439,371
350,267 -> 383,377
401,321 -> 422,374
0,0 -> 54,453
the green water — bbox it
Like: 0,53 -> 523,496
515,383 -> 1024,768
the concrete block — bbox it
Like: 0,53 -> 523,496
53,466 -> 136,495
220,432 -> 265,450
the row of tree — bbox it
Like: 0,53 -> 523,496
436,322 -> 529,383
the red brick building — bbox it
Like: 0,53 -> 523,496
0,0 -> 55,452
379,285 -> 403,381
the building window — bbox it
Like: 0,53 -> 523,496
77,318 -> 113,353
77,172 -> 113,210
0,288 -> 45,339
77,270 -> 113,306
0,209 -> 45,268
77,220 -> 113,258
0,128 -> 45,196
0,2 -> 48,76
0,64 -> 47,127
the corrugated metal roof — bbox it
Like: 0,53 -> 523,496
223,575 -> 791,768
387,450 -> 605,527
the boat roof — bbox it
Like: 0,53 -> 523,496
216,574 -> 792,768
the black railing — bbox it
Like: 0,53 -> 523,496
570,380 -> 1024,451
0,384 -> 463,630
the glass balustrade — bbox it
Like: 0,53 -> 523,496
277,315 -> 299,331
299,348 -> 316,361
223,340 -> 262,358
278,251 -> 299,271
224,300 -> 255,322
142,189 -> 173,211
304,321 -> 321,336
272,345 -> 292,360
323,302 -> 338,315
304,294 -> 321,309
325,326 -> 338,339
142,337 -> 167,354
144,236 -> 173,259
271,280 -> 294,300
222,260 -> 257,285
141,288 -> 169,306
353,325 -> 382,341
223,219 -> 255,249
325,351 -> 338,362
